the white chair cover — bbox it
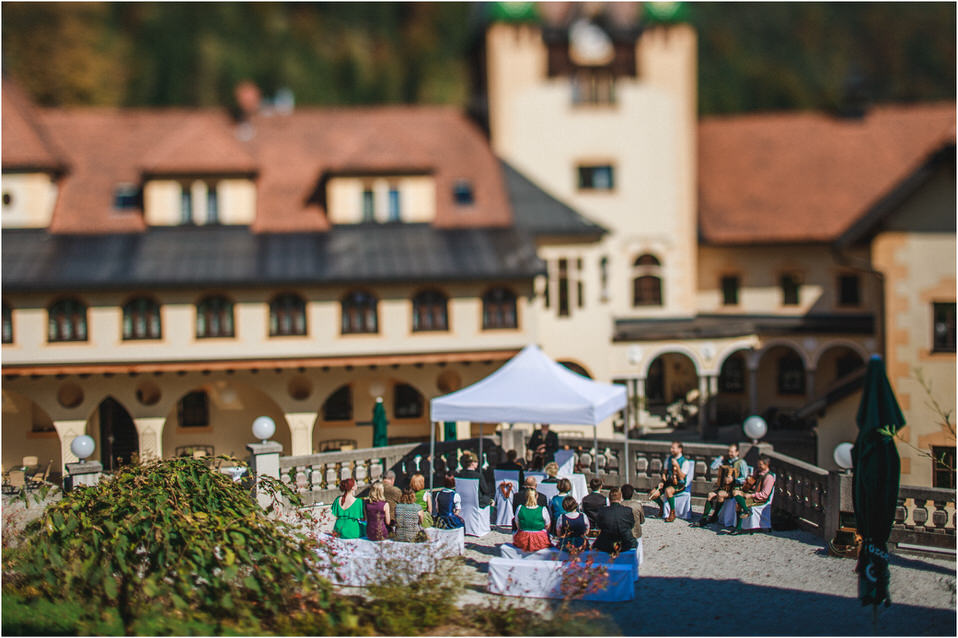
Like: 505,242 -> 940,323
662,459 -> 695,520
554,449 -> 576,477
493,470 -> 520,526
538,482 -> 559,501
456,477 -> 491,537
569,474 -> 588,502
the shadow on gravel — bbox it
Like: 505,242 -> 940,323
465,543 -> 502,558
585,576 -> 956,636
462,557 -> 489,573
888,552 -> 956,577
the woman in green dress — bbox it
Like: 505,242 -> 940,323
331,478 -> 365,539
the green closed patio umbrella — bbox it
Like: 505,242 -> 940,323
372,398 -> 389,448
852,354 -> 906,621
443,421 -> 457,442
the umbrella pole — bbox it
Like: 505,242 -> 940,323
429,421 -> 436,492
872,604 -> 878,633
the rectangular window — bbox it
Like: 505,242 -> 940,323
577,165 -> 614,191
453,180 -> 474,206
933,302 -> 956,352
576,258 -> 584,308
838,274 -> 861,307
558,258 -> 570,317
387,187 -> 400,222
178,391 -> 209,428
113,184 -> 141,210
599,256 -> 609,301
180,186 -> 193,224
781,273 -> 801,306
362,188 -> 375,222
932,445 -> 956,489
206,184 -> 219,224
721,275 -> 740,306
571,70 -> 616,106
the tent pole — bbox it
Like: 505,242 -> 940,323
478,422 -> 483,467
429,421 -> 436,491
624,388 -> 631,484
594,428 -> 599,476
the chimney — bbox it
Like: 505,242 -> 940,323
234,81 -> 262,120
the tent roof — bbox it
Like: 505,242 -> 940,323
429,344 -> 626,425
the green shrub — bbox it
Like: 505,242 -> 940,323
364,558 -> 464,635
2,457 -> 349,635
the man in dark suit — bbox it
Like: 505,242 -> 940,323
528,423 -> 559,465
512,476 -> 548,515
593,487 -> 637,554
581,477 -> 608,526
456,453 -> 494,506
495,449 -> 525,484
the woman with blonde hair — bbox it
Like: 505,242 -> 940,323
513,482 -> 552,551
542,462 -> 560,483
365,481 -> 390,541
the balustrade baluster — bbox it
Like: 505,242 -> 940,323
932,501 -> 948,529
895,497 -> 907,525
912,499 -> 929,528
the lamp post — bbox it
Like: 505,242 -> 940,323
252,416 -> 276,444
66,434 -> 102,489
743,415 -> 767,445
70,434 -> 95,461
833,442 -> 854,474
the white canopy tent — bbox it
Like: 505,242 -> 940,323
429,344 -> 628,488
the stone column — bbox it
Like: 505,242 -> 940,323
697,375 -> 709,435
54,419 -> 90,473
247,441 -> 283,509
284,412 -> 315,456
133,417 -> 165,461
748,367 -> 759,415
635,377 -> 647,434
708,375 -> 719,423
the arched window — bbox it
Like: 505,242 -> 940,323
48,298 -> 88,342
270,293 -> 306,336
341,291 -> 378,334
559,361 -> 592,378
412,289 -> 448,332
719,354 -> 745,393
322,385 -> 352,421
394,383 -> 424,419
2,301 -> 12,344
122,297 -> 161,340
196,295 -> 234,338
632,254 -> 663,306
777,352 -> 806,395
177,391 -> 209,427
482,287 -> 517,330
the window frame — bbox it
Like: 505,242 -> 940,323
361,187 -> 375,222
47,297 -> 88,343
411,289 -> 449,332
195,295 -> 235,339
719,354 -> 746,393
932,445 -> 956,489
393,383 -> 424,419
341,290 -> 379,335
721,275 -> 740,307
777,352 -> 806,395
481,286 -> 518,330
932,302 -> 956,353
180,184 -> 193,225
837,273 -> 861,307
632,253 -> 663,307
122,296 -> 162,341
2,301 -> 12,344
781,272 -> 801,306
322,384 -> 353,422
576,164 -> 615,191
112,183 -> 142,211
206,183 -> 219,224
269,293 -> 307,337
453,180 -> 474,206
178,390 -> 210,428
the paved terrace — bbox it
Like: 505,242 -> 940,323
453,512 -> 955,636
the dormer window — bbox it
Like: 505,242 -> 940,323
113,184 -> 141,210
206,185 -> 219,224
180,185 -> 193,224
387,186 -> 401,222
453,180 -> 474,206
362,188 -> 375,222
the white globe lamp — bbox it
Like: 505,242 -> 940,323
71,434 -> 95,462
252,416 -> 276,443
743,415 -> 767,442
833,442 -> 854,472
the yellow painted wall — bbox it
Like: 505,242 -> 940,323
0,172 -> 58,228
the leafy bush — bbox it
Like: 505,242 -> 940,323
363,558 -> 464,635
2,457 -> 349,635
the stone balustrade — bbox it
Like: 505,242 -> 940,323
891,485 -> 956,550
764,450 -> 830,536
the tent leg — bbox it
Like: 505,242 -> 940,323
594,429 -> 599,476
624,436 -> 629,485
429,422 -> 436,491
479,423 -> 483,467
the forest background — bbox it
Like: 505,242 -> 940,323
2,2 -> 955,115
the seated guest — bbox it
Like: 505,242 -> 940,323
619,484 -> 645,540
513,485 -> 552,552
408,472 -> 433,527
513,476 -> 548,514
648,441 -> 687,523
382,471 -> 402,523
331,478 -> 365,539
593,487 -> 637,554
456,453 -> 494,507
549,478 -> 574,534
556,496 -> 590,552
581,478 -> 608,526
364,481 -> 391,541
542,462 -> 560,483
394,488 -> 427,542
432,474 -> 465,529
730,454 -> 775,535
692,461 -> 737,528
495,449 -> 525,484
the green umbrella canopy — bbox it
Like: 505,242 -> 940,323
372,399 -> 388,448
443,421 -> 457,442
853,354 -> 906,610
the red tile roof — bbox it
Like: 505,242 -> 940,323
698,103 -> 956,244
1,79 -> 65,171
32,103 -> 511,233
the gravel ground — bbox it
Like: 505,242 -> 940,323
457,506 -> 956,636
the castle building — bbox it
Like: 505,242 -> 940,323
2,4 -> 954,487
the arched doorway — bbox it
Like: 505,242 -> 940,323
95,397 -> 139,470
646,352 -> 699,427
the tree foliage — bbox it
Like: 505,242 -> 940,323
1,2 -> 954,114
2,457 -> 345,635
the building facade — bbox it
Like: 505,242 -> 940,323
2,5 -> 954,486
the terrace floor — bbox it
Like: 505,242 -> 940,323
455,509 -> 956,636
